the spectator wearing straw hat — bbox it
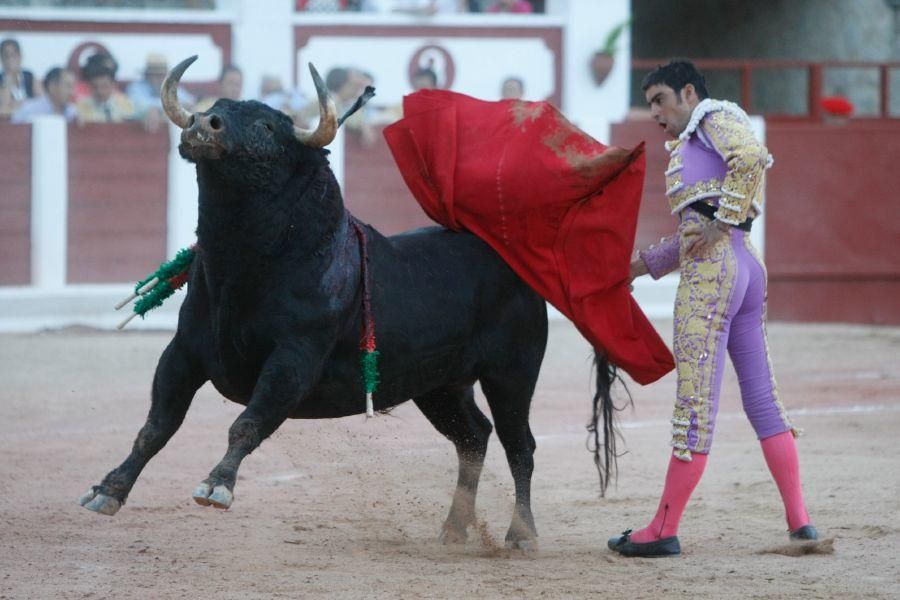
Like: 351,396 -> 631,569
127,52 -> 195,132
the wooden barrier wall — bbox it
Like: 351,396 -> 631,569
3,116 -> 896,325
342,128 -> 433,235
764,120 -> 900,324
0,122 -> 32,286
66,124 -> 169,283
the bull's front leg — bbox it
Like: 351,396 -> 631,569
192,346 -> 323,509
80,336 -> 207,515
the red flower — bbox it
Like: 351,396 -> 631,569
820,96 -> 854,117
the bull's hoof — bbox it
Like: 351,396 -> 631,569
79,489 -> 121,516
192,483 -> 233,509
504,538 -> 538,552
438,525 -> 468,545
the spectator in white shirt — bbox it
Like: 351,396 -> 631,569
11,67 -> 76,124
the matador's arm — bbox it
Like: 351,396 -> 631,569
700,110 -> 771,226
638,233 -> 680,280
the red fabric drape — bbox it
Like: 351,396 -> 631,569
384,90 -> 674,384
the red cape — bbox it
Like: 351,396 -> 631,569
383,90 -> 674,384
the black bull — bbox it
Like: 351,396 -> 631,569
79,58 -> 619,550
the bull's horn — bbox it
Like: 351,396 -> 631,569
293,63 -> 337,148
161,55 -> 197,129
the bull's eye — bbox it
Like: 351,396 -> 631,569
263,122 -> 274,133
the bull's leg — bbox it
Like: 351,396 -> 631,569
192,348 -> 316,509
480,375 -> 539,551
80,337 -> 206,516
414,385 -> 493,544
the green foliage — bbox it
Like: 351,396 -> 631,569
600,19 -> 631,56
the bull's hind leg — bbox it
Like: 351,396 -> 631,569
80,337 -> 206,515
480,374 -> 539,551
414,385 -> 492,544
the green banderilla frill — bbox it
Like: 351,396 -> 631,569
136,246 -> 196,294
116,245 -> 196,329
133,279 -> 178,316
360,349 -> 380,394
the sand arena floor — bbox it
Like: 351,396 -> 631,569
1,319 -> 898,599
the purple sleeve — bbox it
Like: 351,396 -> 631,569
638,234 -> 680,280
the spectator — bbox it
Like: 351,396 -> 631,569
193,64 -> 243,112
500,76 -> 524,100
325,67 -> 362,113
11,67 -> 76,124
259,74 -> 308,119
412,67 -> 438,91
318,67 -> 366,127
361,0 -> 465,14
74,51 -> 118,102
486,0 -> 532,12
75,62 -> 134,123
346,69 -> 389,145
127,52 -> 195,132
0,39 -> 40,118
298,66 -> 384,145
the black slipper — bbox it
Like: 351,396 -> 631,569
607,529 -> 681,557
789,524 -> 818,541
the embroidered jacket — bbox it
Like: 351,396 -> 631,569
664,98 -> 772,224
640,99 -> 773,279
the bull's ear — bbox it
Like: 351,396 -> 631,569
293,63 -> 337,148
162,55 -> 197,128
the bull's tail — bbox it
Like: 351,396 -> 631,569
586,349 -> 632,497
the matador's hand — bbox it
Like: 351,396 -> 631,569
685,220 -> 728,256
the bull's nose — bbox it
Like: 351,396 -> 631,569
185,113 -> 225,141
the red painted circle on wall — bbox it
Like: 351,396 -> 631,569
408,44 -> 455,89
67,41 -> 114,76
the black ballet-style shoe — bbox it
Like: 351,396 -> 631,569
607,529 -> 681,557
789,524 -> 819,541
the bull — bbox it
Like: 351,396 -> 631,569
79,56 -> 617,550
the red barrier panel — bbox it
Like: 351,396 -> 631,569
67,124 -> 169,283
765,120 -> 900,324
343,128 -> 434,235
0,122 -> 32,286
609,120 -> 677,248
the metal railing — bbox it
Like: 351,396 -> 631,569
632,59 -> 900,121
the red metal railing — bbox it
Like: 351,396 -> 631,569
632,59 -> 900,121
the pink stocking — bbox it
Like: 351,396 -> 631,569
760,430 -> 810,530
629,452 -> 708,543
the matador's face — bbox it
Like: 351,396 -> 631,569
645,83 -> 697,138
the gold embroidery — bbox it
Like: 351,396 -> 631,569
670,211 -> 737,454
701,110 -> 770,224
663,108 -> 770,223
667,179 -> 724,214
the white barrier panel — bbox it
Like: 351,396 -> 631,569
30,115 -> 68,290
167,122 -> 200,257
